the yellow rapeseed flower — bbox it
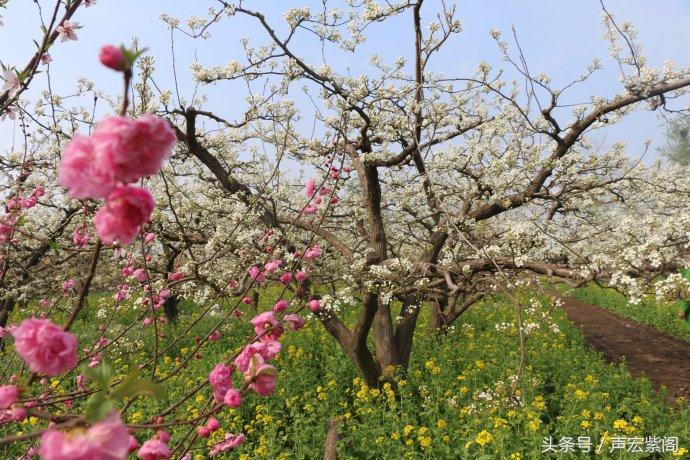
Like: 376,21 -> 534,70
475,430 -> 493,446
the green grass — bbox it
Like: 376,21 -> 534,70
556,283 -> 690,342
3,290 -> 690,459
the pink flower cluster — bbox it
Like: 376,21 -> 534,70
58,115 -> 175,244
0,385 -> 19,409
12,318 -> 77,376
39,411 -> 129,460
137,431 -> 171,460
209,433 -> 246,457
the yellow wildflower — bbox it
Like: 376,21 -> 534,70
475,430 -> 493,446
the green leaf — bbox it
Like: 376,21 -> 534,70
84,392 -> 115,423
84,362 -> 113,389
109,368 -> 165,402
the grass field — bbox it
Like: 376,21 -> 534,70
5,291 -> 690,459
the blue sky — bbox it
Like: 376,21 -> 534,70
1,0 -> 689,160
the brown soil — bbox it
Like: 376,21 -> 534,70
558,295 -> 690,402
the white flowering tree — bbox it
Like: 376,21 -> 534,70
152,1 -> 690,384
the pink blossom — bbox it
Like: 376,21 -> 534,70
11,406 -> 27,421
39,411 -> 129,460
305,179 -> 316,197
250,311 -> 283,341
41,53 -> 52,65
247,363 -> 277,396
142,317 -> 152,326
284,314 -> 305,330
206,417 -> 220,432
137,438 -> 170,460
58,134 -> 116,199
73,225 -> 91,248
0,385 -> 19,409
167,271 -> 184,282
302,205 -> 317,215
122,266 -> 134,277
61,278 -> 76,293
279,272 -> 293,284
196,426 -> 210,438
91,115 -> 175,183
114,284 -> 129,302
248,266 -> 266,284
208,330 -> 221,341
144,232 -> 156,244
38,299 -> 51,308
208,363 -> 233,403
263,259 -> 282,273
128,436 -> 138,452
2,70 -> 20,98
99,45 -> 126,71
295,270 -> 308,282
94,186 -> 154,245
56,20 -> 80,42
223,388 -> 242,408
307,299 -> 321,313
304,244 -> 321,260
319,187 -> 332,196
241,296 -> 252,305
209,433 -> 245,457
272,300 -> 289,313
234,341 -> 281,373
132,268 -> 148,283
13,318 -> 77,376
1,106 -> 17,121
156,431 -> 170,444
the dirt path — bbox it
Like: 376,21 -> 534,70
558,295 -> 690,402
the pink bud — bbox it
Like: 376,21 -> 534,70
11,406 -> 27,421
223,388 -> 242,408
168,271 -> 184,282
206,417 -> 220,432
99,45 -> 127,71
307,299 -> 321,313
128,435 -> 138,452
273,300 -> 289,313
156,431 -> 170,443
197,426 -> 210,438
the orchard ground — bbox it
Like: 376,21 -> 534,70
4,288 -> 690,459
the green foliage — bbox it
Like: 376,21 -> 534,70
83,362 -> 164,423
6,290 -> 690,458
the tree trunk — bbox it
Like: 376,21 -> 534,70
0,298 -> 16,350
429,296 -> 447,331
